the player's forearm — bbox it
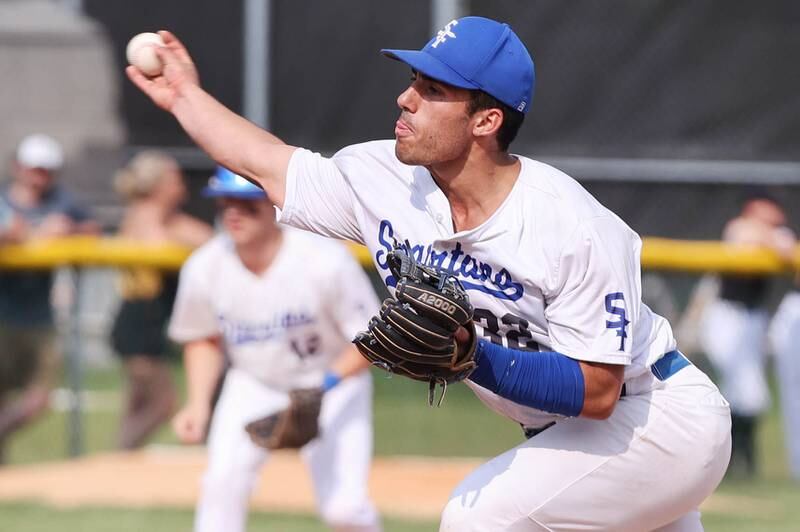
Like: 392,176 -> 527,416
183,338 -> 225,408
578,360 -> 626,419
468,340 -> 625,419
171,84 -> 296,208
330,344 -> 371,380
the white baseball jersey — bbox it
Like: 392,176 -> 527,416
278,140 -> 677,427
168,229 -> 380,390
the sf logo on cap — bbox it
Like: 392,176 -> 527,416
431,19 -> 458,48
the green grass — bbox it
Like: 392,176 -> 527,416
692,368 -> 800,531
371,372 -> 523,457
0,502 -> 435,532
6,364 -> 524,463
702,478 -> 800,532
3,362 -> 800,530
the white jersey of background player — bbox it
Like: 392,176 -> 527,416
130,16 -> 732,532
168,168 -> 381,532
699,194 -> 796,477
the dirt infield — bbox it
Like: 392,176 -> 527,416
0,447 -> 775,521
0,446 -> 477,520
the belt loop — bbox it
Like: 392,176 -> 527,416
650,350 -> 690,382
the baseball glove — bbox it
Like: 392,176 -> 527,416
245,388 -> 323,450
354,246 -> 477,406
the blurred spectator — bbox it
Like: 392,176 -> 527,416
0,195 -> 26,245
769,272 -> 800,482
111,151 -> 212,449
0,133 -> 99,463
700,190 -> 796,478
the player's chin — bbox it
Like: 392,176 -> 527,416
394,141 -> 423,166
225,226 -> 249,245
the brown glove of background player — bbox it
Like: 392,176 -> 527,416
245,388 -> 324,450
245,341 -> 374,450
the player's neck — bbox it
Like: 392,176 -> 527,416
428,150 -> 520,232
236,228 -> 283,275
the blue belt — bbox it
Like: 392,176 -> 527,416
650,350 -> 691,381
620,350 -> 690,397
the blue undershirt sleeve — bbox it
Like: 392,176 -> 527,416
467,339 -> 586,417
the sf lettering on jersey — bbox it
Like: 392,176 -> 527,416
605,292 -> 630,350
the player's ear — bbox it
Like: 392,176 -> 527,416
471,107 -> 504,144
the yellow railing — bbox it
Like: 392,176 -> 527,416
641,238 -> 799,275
0,236 -> 192,270
0,235 -> 797,275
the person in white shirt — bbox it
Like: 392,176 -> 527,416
168,167 -> 381,532
131,16 -> 731,532
699,191 -> 796,477
769,276 -> 800,483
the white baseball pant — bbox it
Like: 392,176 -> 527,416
439,364 -> 731,531
700,299 -> 770,416
195,367 -> 381,532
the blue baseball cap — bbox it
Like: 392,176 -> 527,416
203,166 -> 267,199
382,16 -> 535,113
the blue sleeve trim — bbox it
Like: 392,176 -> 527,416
468,339 -> 585,417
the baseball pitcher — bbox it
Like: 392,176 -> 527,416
131,16 -> 732,532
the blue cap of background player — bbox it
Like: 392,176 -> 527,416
381,16 -> 535,114
203,166 -> 267,199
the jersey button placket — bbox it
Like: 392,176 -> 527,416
432,212 -> 452,237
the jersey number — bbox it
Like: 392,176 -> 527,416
473,308 -> 539,351
290,334 -> 321,360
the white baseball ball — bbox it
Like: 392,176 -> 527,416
126,32 -> 165,77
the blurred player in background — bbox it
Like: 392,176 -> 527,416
129,18 -> 731,531
168,167 -> 381,532
769,271 -> 800,482
700,191 -> 796,477
0,134 -> 98,463
110,150 -> 212,449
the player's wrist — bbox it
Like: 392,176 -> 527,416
322,371 -> 342,392
185,399 -> 211,416
172,82 -> 208,119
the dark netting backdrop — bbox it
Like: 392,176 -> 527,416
84,0 -> 800,239
88,0 -> 800,161
472,0 -> 800,161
